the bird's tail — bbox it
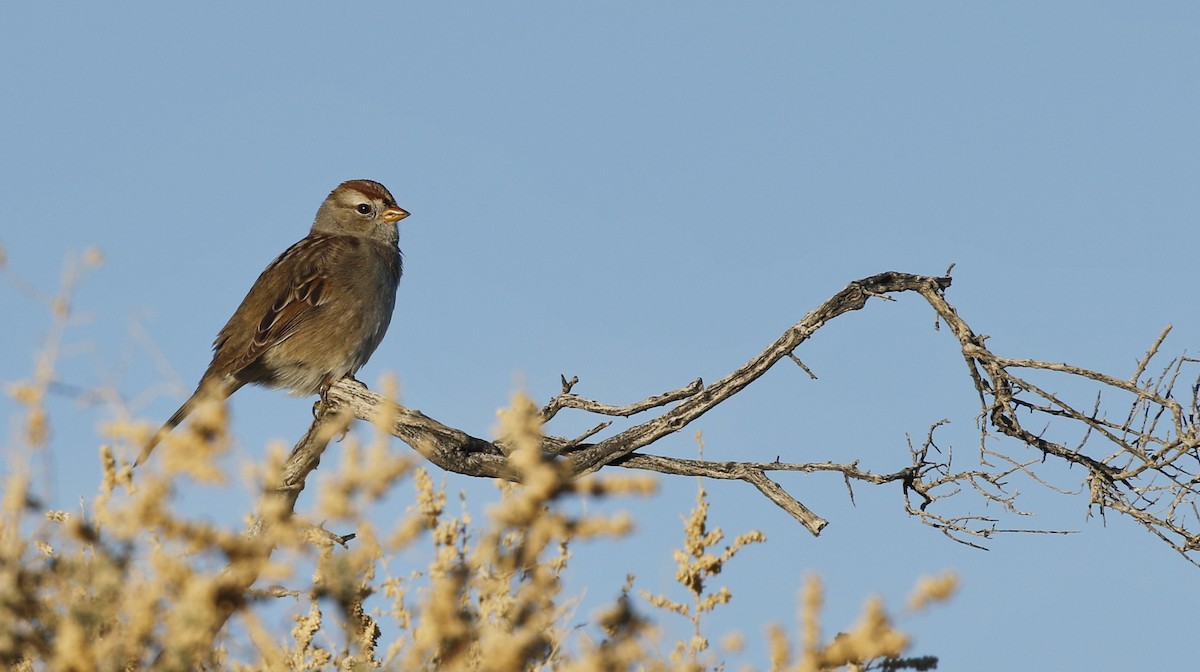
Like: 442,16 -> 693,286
135,380 -> 230,467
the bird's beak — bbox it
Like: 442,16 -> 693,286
382,206 -> 410,222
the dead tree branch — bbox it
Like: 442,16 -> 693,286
246,271 -> 1200,564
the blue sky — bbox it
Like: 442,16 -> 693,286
3,3 -> 1199,669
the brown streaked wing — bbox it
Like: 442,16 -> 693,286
217,235 -> 347,377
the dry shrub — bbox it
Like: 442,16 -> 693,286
0,249 -> 954,670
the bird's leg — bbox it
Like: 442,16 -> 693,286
313,376 -> 352,443
313,377 -> 335,418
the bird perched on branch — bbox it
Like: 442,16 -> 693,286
137,179 -> 410,466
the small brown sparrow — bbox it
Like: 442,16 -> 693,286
137,179 -> 410,466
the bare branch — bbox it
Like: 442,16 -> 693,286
566,273 -> 951,476
1131,324 -> 1173,385
539,377 -> 703,423
226,270 -> 1200,572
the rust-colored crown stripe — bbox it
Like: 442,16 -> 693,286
335,179 -> 394,203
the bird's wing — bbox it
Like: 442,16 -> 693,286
210,235 -> 353,378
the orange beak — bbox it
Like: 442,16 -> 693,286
382,206 -> 410,222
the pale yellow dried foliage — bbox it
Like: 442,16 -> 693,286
3,472 -> 29,518
640,466 -> 767,670
44,510 -> 69,523
768,623 -> 792,670
765,574 -> 924,672
82,246 -> 104,267
907,572 -> 959,612
159,396 -> 232,484
10,382 -> 48,448
413,467 -> 445,525
237,609 -> 285,670
317,435 -> 415,520
573,473 -> 658,498
287,602 -> 333,670
802,574 -> 823,660
391,392 -> 663,670
370,373 -> 403,435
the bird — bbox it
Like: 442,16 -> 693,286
136,179 -> 410,467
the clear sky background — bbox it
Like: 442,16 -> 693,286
3,3 -> 1199,669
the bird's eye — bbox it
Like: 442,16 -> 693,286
356,203 -> 373,215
